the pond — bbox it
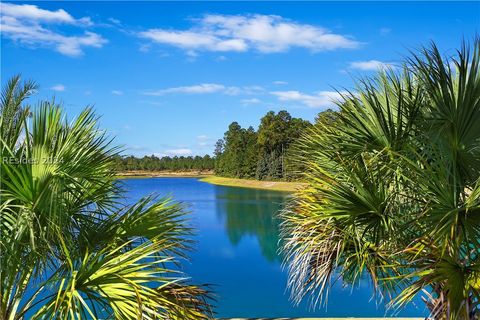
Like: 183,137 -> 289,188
122,177 -> 426,318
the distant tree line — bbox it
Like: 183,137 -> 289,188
114,155 -> 215,171
214,110 -> 319,180
115,109 -> 337,177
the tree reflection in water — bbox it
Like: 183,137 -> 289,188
214,186 -> 288,262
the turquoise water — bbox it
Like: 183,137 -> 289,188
122,177 -> 426,318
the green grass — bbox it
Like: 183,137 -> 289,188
200,176 -> 307,192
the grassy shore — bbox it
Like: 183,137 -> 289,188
200,176 -> 307,192
117,172 -> 306,192
116,170 -> 214,179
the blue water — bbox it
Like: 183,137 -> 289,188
122,177 -> 427,318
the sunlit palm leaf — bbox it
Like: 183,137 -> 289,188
0,76 -> 213,320
281,40 -> 480,319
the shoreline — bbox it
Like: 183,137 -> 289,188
117,172 -> 306,192
116,170 -> 214,179
200,176 -> 307,192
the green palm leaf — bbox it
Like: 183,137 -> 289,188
281,40 -> 480,319
0,76 -> 213,319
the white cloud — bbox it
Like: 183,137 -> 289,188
197,135 -> 209,141
239,86 -> 264,95
271,90 -> 345,108
50,84 -> 65,91
163,148 -> 192,156
108,17 -> 121,25
197,135 -> 210,147
0,2 -> 106,56
273,81 -> 288,85
139,29 -> 247,52
1,3 -> 82,24
380,27 -> 391,36
139,43 -> 151,53
143,83 -> 224,96
142,83 -> 264,96
241,98 -> 261,105
349,60 -> 394,71
111,90 -> 124,95
138,14 -> 359,55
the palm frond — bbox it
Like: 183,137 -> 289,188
0,76 -> 213,320
281,39 -> 480,319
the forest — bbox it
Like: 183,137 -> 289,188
114,154 -> 215,171
214,109 -> 336,180
116,109 -> 335,180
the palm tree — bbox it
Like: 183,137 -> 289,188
281,40 -> 480,319
0,75 -> 212,319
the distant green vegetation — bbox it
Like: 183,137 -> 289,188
114,154 -> 215,171
115,110 -> 338,181
214,110 -> 316,180
281,41 -> 480,319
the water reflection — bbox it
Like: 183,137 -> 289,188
120,178 -> 425,317
214,186 -> 287,262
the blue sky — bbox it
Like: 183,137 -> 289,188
1,1 -> 478,157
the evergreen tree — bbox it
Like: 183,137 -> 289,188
214,110 -> 311,180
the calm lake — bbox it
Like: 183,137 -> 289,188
122,177 -> 426,318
